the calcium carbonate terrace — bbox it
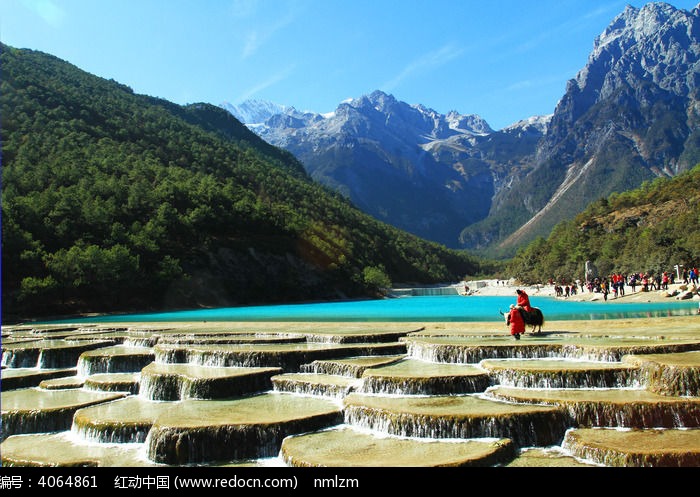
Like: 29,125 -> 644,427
2,317 -> 700,467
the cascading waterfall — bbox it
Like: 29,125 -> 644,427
303,332 -> 409,344
406,341 -> 563,363
488,368 -> 642,389
146,424 -> 288,464
39,341 -> 118,369
2,340 -> 116,369
153,343 -> 406,371
560,399 -> 700,428
300,361 -> 364,377
2,348 -> 41,368
272,375 -> 359,399
153,346 -> 188,364
72,420 -> 151,444
138,364 -> 281,401
1,389 -> 128,442
154,334 -> 307,346
567,342 -> 700,362
343,405 -> 570,448
1,405 -> 77,442
84,374 -> 141,394
391,286 -> 460,296
561,345 -> 623,362
299,356 -> 405,378
146,410 -> 344,465
636,363 -> 700,396
77,347 -> 155,376
563,428 -> 700,467
154,345 -> 300,369
138,374 -> 181,401
124,336 -> 159,347
359,375 -> 491,395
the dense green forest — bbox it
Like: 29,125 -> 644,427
506,164 -> 700,284
1,44 -> 494,321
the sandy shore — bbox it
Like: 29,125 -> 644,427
465,278 -> 700,305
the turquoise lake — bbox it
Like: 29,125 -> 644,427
43,295 -> 700,324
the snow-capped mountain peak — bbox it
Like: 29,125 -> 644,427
220,99 -> 290,124
503,114 -> 552,134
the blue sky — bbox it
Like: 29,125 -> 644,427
2,0 -> 699,130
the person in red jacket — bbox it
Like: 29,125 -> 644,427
506,304 -> 525,340
515,289 -> 532,312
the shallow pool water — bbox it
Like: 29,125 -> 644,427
41,295 -> 700,324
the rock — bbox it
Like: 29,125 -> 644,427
677,291 -> 695,300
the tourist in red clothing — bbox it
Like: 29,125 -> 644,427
515,289 -> 532,312
506,304 -> 525,340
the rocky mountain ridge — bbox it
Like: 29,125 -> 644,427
486,1 -> 700,255
224,90 -> 541,247
223,2 -> 700,256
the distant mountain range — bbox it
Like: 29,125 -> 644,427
223,2 -> 700,256
224,90 -> 502,247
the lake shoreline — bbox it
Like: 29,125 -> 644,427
5,281 -> 698,327
466,279 -> 700,304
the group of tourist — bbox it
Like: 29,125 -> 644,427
548,266 -> 699,302
506,266 -> 699,339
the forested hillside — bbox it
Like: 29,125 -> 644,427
507,164 -> 700,284
0,44 -> 489,321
